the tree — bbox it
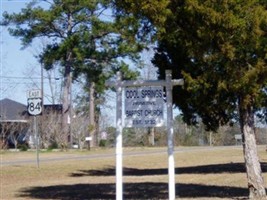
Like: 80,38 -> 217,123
153,1 -> 267,198
39,108 -> 63,149
114,0 -> 267,198
1,0 -> 145,147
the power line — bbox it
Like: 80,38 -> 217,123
0,76 -> 60,80
1,81 -> 50,85
0,76 -> 41,80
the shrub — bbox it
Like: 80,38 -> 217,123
18,144 -> 28,151
47,141 -> 58,151
99,139 -> 107,147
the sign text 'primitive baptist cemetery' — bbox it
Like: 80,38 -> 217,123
124,86 -> 164,127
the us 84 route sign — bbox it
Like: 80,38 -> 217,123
27,90 -> 42,115
28,98 -> 42,115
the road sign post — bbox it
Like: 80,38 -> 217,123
115,72 -> 123,200
166,70 -> 175,200
106,70 -> 183,200
27,89 -> 42,168
33,115 -> 40,168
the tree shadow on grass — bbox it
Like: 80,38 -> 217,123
70,162 -> 267,177
17,162 -> 267,199
17,182 -> 249,200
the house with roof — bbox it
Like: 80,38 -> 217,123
0,98 -> 64,149
0,98 -> 28,121
0,98 -> 30,148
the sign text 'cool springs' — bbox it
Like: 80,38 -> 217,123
124,86 -> 164,127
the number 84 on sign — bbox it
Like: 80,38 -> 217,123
28,98 -> 42,115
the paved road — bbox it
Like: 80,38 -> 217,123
1,146 -> 243,166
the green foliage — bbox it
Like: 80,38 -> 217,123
99,139 -> 107,147
114,0 -> 171,37
47,141 -> 58,151
18,144 -> 28,151
1,0 -> 146,95
152,0 -> 267,131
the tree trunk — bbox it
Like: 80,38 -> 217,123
89,82 -> 96,147
62,62 -> 71,147
239,104 -> 266,199
148,127 -> 155,146
62,13 -> 73,148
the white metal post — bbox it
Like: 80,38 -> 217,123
166,70 -> 175,200
116,71 -> 123,200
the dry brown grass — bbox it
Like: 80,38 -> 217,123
1,146 -> 267,199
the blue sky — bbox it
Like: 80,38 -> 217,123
1,1 -> 41,105
1,0 -> 64,105
0,1 -> 140,106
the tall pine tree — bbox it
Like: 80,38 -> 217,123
2,0 -> 145,146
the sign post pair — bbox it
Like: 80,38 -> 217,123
106,70 -> 183,200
